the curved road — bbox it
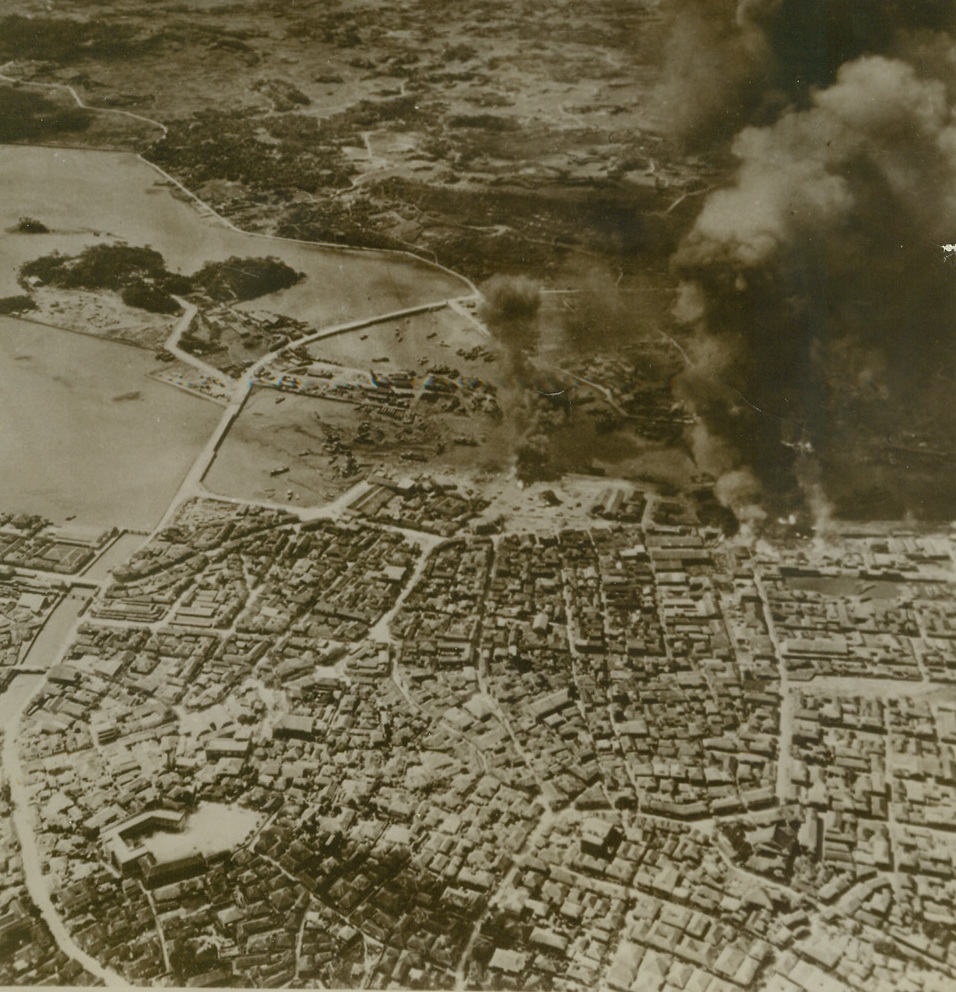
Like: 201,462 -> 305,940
0,61 -> 489,985
0,296 -> 470,982
166,300 -> 229,383
154,299 -> 456,534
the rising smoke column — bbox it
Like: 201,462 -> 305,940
479,275 -> 564,482
669,15 -> 956,519
656,0 -> 956,152
654,0 -> 776,153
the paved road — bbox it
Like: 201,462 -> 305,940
153,300 -> 460,533
0,65 -> 483,987
166,300 -> 230,383
754,572 -> 794,804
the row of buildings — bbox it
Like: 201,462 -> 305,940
4,495 -> 956,989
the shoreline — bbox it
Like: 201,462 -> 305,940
0,67 -> 479,298
6,311 -> 159,351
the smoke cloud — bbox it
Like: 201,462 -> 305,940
479,275 -> 568,483
656,0 -> 956,152
668,3 -> 956,522
714,467 -> 767,536
478,274 -> 541,347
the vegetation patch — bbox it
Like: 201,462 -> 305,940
0,86 -> 92,143
20,245 -> 304,314
150,109 -> 355,194
191,256 -> 304,302
0,15 -> 150,63
0,295 -> 37,316
13,217 -> 50,234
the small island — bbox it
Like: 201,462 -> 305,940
19,244 -> 305,315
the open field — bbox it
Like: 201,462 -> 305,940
203,391 -> 364,508
304,303 -> 497,378
203,385 -> 504,510
27,286 -> 177,350
141,803 -> 264,863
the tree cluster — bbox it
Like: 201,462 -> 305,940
191,256 -> 304,302
0,15 -> 148,63
150,109 -> 355,195
0,295 -> 37,316
20,244 -> 304,314
0,86 -> 91,143
14,217 -> 50,234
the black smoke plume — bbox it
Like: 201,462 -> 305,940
668,5 -> 956,522
656,0 -> 956,153
479,275 -> 565,483
479,274 -> 542,333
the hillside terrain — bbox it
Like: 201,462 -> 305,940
0,1 -> 705,281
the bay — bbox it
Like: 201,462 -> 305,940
0,316 -> 220,530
